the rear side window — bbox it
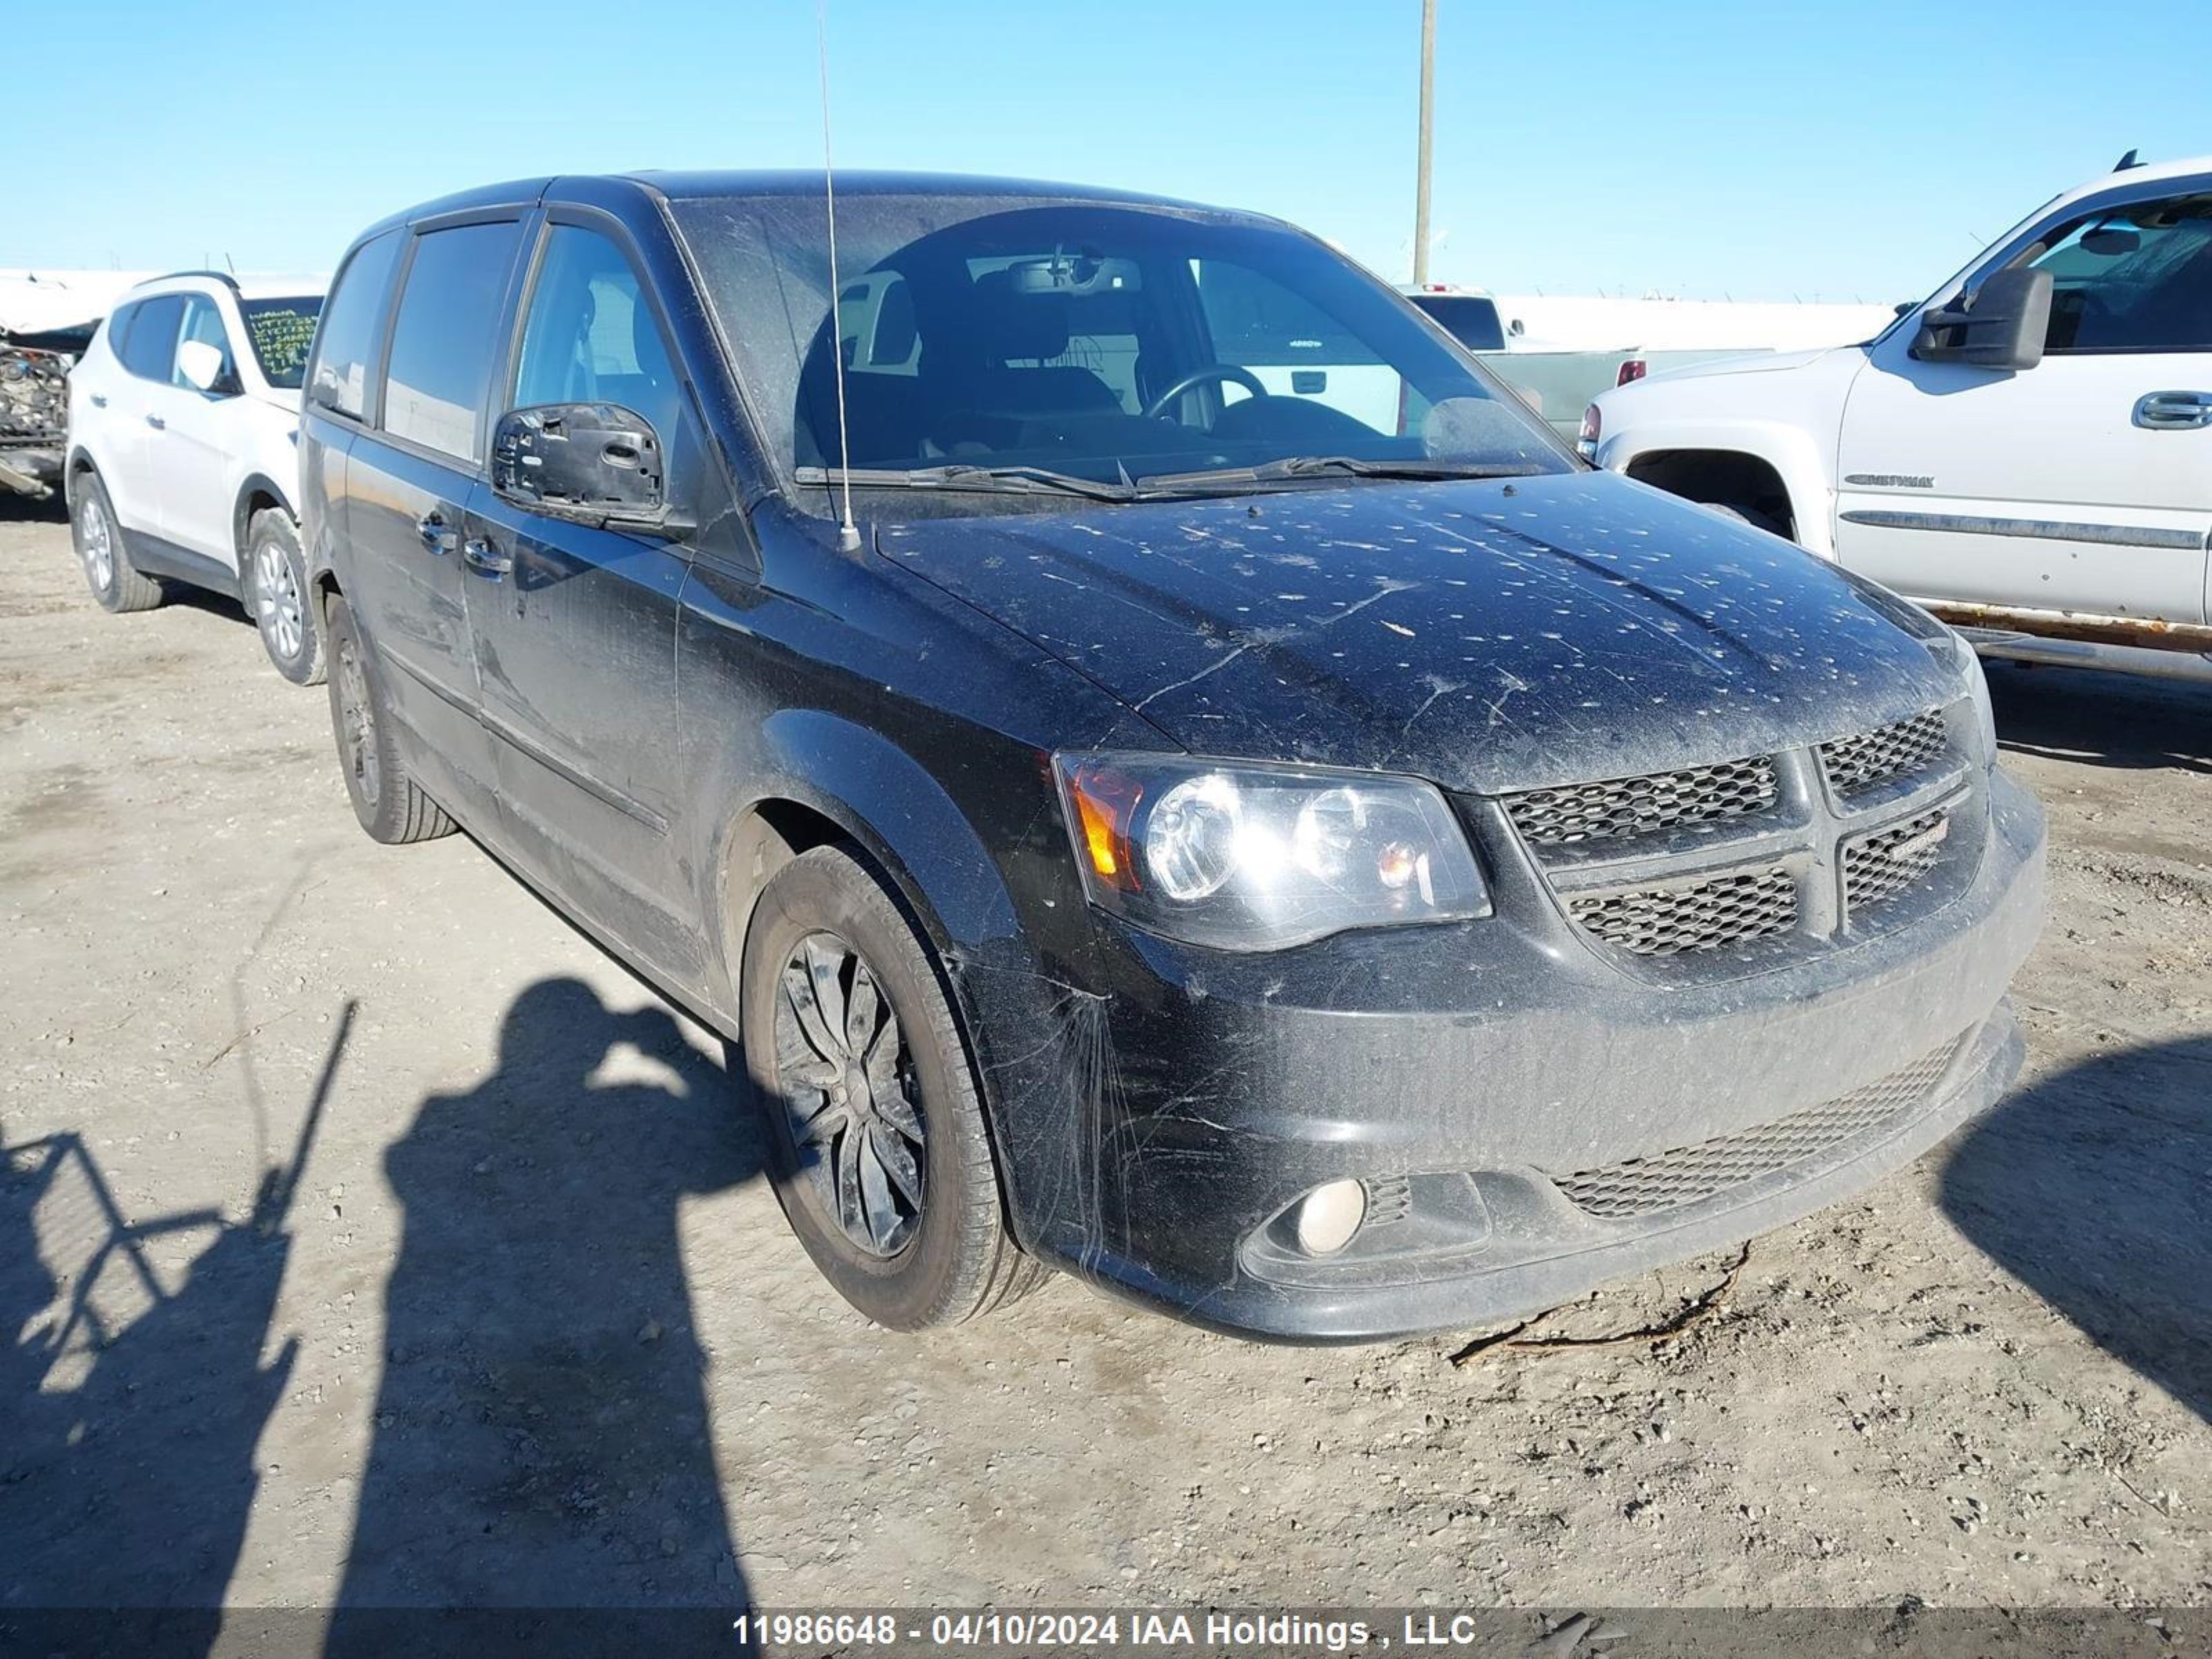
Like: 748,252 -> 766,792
115,294 -> 186,380
383,221 -> 523,462
1414,295 -> 1506,353
308,230 -> 404,419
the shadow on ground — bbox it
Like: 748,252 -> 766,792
1986,659 -> 2212,775
2,977 -> 765,1658
1940,1035 -> 2212,1424
1,1006 -> 345,1656
0,491 -> 67,527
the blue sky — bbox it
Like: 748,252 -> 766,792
14,0 -> 2209,301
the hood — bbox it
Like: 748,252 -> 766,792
1644,345 -> 1840,384
877,472 -> 1961,795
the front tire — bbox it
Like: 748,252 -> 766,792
740,845 -> 1043,1331
322,594 -> 453,844
71,472 -> 162,613
247,509 -> 324,686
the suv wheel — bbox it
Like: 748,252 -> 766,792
323,594 -> 453,844
72,472 -> 162,613
740,845 -> 1044,1330
247,509 -> 324,686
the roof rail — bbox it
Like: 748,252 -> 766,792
156,269 -> 243,292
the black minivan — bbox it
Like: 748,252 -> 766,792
301,172 -> 2044,1341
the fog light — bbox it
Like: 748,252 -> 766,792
1293,1179 -> 1367,1257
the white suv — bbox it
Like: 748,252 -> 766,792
65,272 -> 328,683
1587,156 -> 2212,684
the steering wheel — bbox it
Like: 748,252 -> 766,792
1143,364 -> 1269,420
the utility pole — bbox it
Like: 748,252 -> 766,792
1412,0 -> 1436,285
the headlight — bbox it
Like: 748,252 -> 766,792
1054,753 -> 1490,951
1939,626 -> 1998,760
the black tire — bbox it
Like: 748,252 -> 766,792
245,509 -> 324,686
1697,499 -> 1791,539
71,471 -> 162,613
740,845 -> 1044,1330
322,594 -> 454,845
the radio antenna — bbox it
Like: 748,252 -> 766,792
816,0 -> 862,553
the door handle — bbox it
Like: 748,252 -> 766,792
144,414 -> 165,431
415,513 -> 457,555
462,538 -> 514,578
2133,391 -> 2212,430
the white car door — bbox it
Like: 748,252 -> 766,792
1835,177 -> 2212,628
138,291 -> 246,568
91,294 -> 185,537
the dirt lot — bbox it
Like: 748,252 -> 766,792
2,493 -> 2207,1625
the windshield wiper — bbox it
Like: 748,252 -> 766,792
795,463 -> 1134,501
1138,456 -> 1548,491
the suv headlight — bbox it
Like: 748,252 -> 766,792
1937,626 -> 1998,760
1054,753 -> 1490,951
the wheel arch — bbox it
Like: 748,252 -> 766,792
709,713 -> 1027,1018
62,444 -> 100,509
1604,422 -> 1837,559
710,713 -> 1057,1250
232,473 -> 297,564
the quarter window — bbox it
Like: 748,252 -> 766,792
383,222 -> 524,461
308,229 -> 404,420
115,294 -> 186,382
511,225 -> 682,444
2029,194 -> 2212,353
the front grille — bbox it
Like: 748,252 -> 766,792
1502,756 -> 1779,847
1819,707 -> 1948,798
1566,865 -> 1797,957
1844,807 -> 1951,914
1552,1035 -> 1968,1219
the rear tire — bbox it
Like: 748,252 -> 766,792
246,509 -> 324,686
72,472 -> 162,613
322,594 -> 453,845
740,845 -> 1044,1331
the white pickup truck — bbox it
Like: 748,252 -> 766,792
1587,155 -> 2212,684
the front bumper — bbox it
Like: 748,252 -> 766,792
996,767 -> 2043,1342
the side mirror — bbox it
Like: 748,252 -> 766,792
1911,265 -> 2052,371
176,339 -> 238,396
491,403 -> 669,529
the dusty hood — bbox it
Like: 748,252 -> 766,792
877,471 -> 1959,794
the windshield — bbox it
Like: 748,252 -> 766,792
667,192 -> 1568,505
238,295 -> 324,390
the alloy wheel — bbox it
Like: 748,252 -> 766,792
78,497 -> 114,593
773,931 -> 927,1257
255,538 -> 304,661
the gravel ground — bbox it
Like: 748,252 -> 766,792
2,492 -> 2206,1626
